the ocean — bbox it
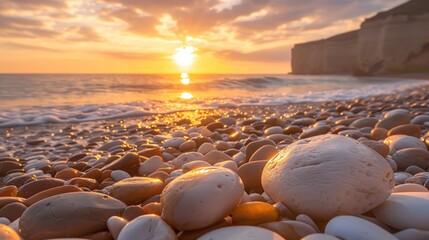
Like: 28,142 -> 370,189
0,73 -> 427,128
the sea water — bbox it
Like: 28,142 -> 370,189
0,73 -> 427,128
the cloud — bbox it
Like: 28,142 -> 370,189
98,51 -> 164,60
63,27 -> 104,42
0,0 -> 67,11
0,15 -> 58,38
0,42 -> 63,52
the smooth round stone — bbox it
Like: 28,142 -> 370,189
265,126 -> 284,136
296,214 -> 319,232
249,145 -> 278,162
198,143 -> 217,155
19,192 -> 126,240
122,205 -> 145,221
179,140 -> 197,152
231,202 -> 278,225
405,165 -> 425,175
197,226 -> 284,240
215,141 -> 232,151
0,202 -> 27,222
163,138 -> 186,149
375,113 -> 411,130
161,167 -> 244,230
350,117 -> 378,128
111,170 -> 131,182
301,234 -> 341,240
388,124 -> 421,138
394,228 -> 429,240
394,172 -> 413,184
117,215 -> 176,240
0,218 -> 10,225
0,224 -> 20,240
110,177 -> 164,205
238,161 -> 268,192
182,160 -> 211,172
101,153 -> 140,173
213,161 -> 238,172
107,216 -> 128,240
371,128 -> 388,141
411,115 -> 429,125
202,150 -> 232,165
299,126 -> 330,139
383,135 -> 427,155
291,118 -> 316,126
170,152 -> 204,168
357,138 -> 389,158
393,183 -> 428,193
0,186 -> 18,197
139,156 -> 171,176
325,215 -> 397,240
17,178 -> 65,198
392,148 -> 429,170
259,221 -> 317,240
374,192 -> 429,230
24,185 -> 83,206
262,134 -> 394,220
283,126 -> 303,135
245,139 -> 276,161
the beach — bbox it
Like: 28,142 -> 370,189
1,81 -> 429,239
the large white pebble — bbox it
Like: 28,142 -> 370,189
262,134 -> 394,220
117,215 -> 176,240
325,215 -> 397,240
197,226 -> 284,240
374,192 -> 429,230
161,167 -> 244,230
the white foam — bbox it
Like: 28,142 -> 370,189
0,79 -> 427,128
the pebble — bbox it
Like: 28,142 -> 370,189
393,183 -> 428,193
394,228 -> 429,240
138,156 -> 171,176
231,201 -> 278,225
170,152 -> 204,168
374,192 -> 429,230
392,148 -> 429,170
19,192 -> 126,240
0,224 -> 20,240
161,167 -> 244,230
262,134 -> 394,220
376,113 -> 411,130
383,135 -> 427,155
117,215 -> 176,240
325,215 -> 397,240
237,161 -> 268,192
163,137 -> 186,149
107,216 -> 128,240
299,126 -> 330,139
198,143 -> 217,155
197,226 -> 285,240
111,170 -> 131,181
202,150 -> 232,165
109,177 -> 164,205
301,234 -> 341,240
388,124 -> 421,138
259,220 -> 317,240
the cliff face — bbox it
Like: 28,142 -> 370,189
291,0 -> 429,75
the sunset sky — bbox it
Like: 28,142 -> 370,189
0,0 -> 407,74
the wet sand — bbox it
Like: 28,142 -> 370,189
0,85 -> 429,240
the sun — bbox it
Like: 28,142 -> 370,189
173,46 -> 197,68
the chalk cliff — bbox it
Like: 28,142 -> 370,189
291,0 -> 429,75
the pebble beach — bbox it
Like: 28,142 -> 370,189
1,84 -> 429,240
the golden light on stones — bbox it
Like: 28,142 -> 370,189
180,92 -> 194,99
173,46 -> 196,68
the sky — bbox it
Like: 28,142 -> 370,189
0,0 -> 407,74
